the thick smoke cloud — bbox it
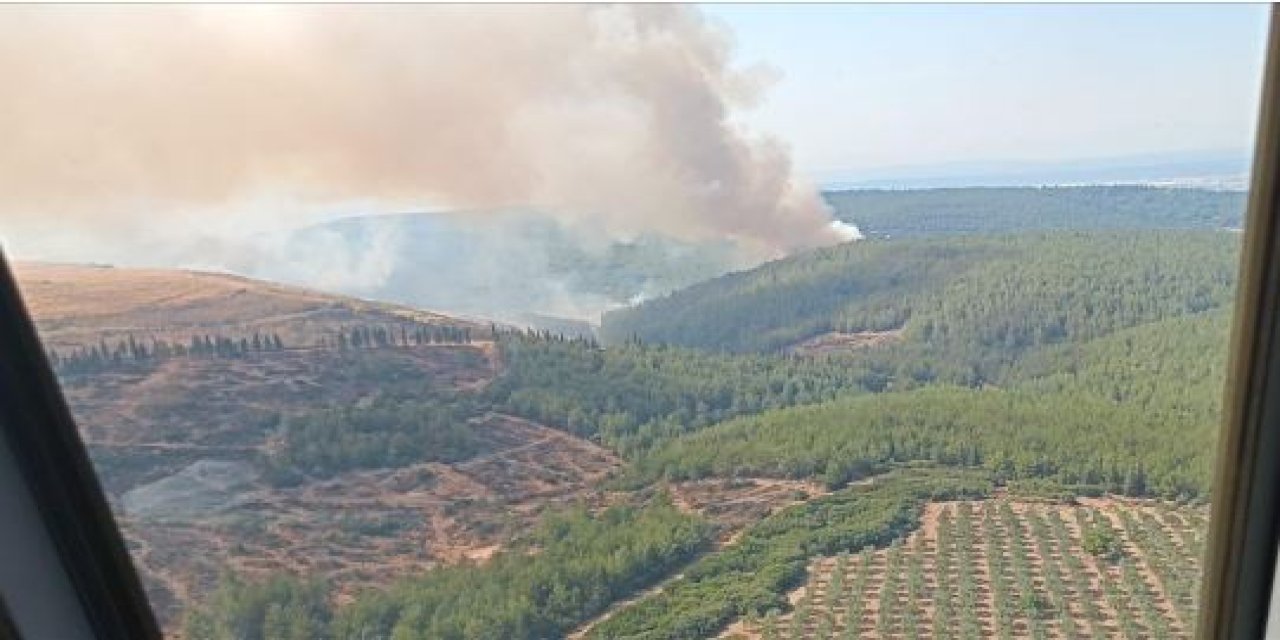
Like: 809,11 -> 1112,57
0,4 -> 850,257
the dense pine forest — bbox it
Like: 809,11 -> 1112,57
599,231 -> 1238,359
489,335 -> 878,453
824,186 -> 1245,238
169,221 -> 1241,638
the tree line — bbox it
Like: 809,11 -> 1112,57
316,323 -> 473,350
50,331 -> 287,374
52,321 -> 478,375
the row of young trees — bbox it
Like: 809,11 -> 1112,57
50,332 -> 287,374
52,320 -> 480,376
1047,508 -> 1104,635
748,549 -> 875,639
316,323 -> 474,350
744,499 -> 1201,640
1120,509 -> 1201,631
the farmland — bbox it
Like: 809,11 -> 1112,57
728,496 -> 1206,640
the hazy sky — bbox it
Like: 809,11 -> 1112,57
0,4 -> 1273,268
703,3 -> 1271,179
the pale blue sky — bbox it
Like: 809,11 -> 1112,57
700,4 -> 1271,180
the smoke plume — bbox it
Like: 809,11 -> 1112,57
0,4 -> 850,258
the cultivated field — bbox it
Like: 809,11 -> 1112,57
727,496 -> 1207,640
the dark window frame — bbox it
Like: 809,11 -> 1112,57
0,253 -> 161,640
1,8 -> 1279,640
1198,7 -> 1280,639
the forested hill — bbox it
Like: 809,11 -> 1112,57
599,231 -> 1240,366
824,185 -> 1246,238
629,309 -> 1231,499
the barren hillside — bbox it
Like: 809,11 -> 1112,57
12,263 -> 563,626
14,261 -> 482,350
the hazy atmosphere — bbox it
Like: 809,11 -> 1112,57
0,3 -> 1268,321
7,6 -> 1270,638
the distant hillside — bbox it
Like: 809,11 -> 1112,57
13,261 -> 498,486
599,231 -> 1240,378
626,303 -> 1231,505
817,149 -> 1251,190
185,188 -> 1245,325
14,261 -> 484,351
227,210 -> 740,325
823,185 -> 1246,239
11,263 -> 570,624
617,272 -> 1233,513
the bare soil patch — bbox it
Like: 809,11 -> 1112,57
786,328 -> 905,357
669,477 -> 827,543
121,412 -> 621,627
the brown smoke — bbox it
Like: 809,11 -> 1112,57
0,4 -> 848,256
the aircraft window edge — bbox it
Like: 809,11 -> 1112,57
0,253 -> 161,640
1198,6 -> 1280,639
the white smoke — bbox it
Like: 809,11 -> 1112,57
829,220 -> 864,241
0,4 -> 850,262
